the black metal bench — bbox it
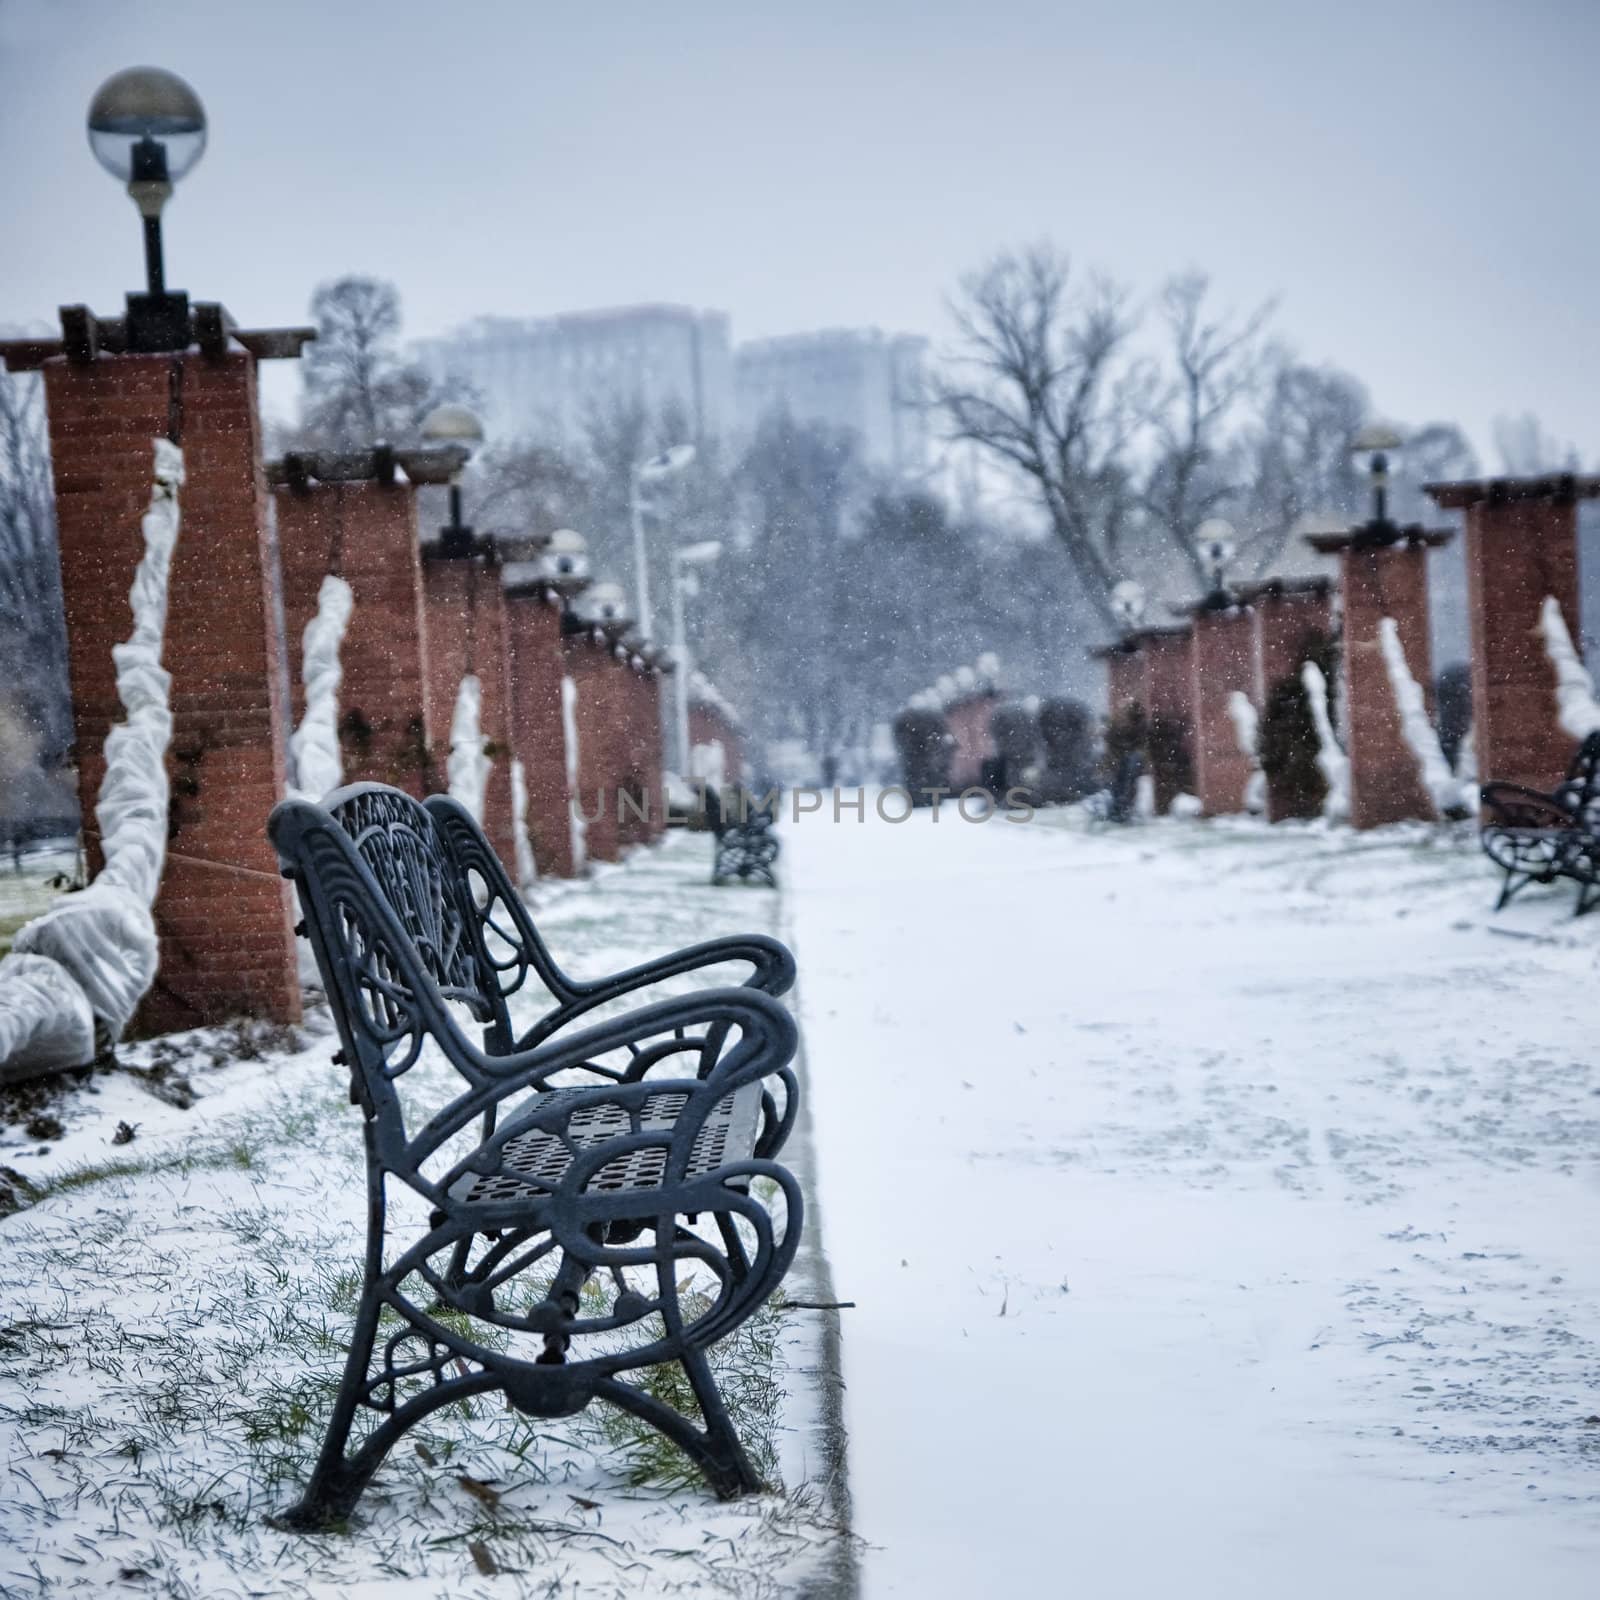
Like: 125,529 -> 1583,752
706,786 -> 780,888
266,782 -> 802,1530
1480,731 -> 1600,915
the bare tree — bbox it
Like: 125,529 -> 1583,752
936,245 -> 1153,630
1141,272 -> 1274,586
297,276 -> 466,450
1492,411 -> 1581,475
1235,358 -> 1368,575
0,366 -> 69,760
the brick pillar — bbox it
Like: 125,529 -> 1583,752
564,629 -> 623,863
1246,583 -> 1335,822
1327,537 -> 1440,829
274,478 -> 433,795
1428,478 -> 1600,793
1253,585 -> 1333,702
688,702 -> 746,787
1190,605 -> 1256,817
1103,646 -> 1144,722
43,348 -> 299,1031
1140,627 -> 1193,814
421,552 -> 518,867
615,656 -> 654,849
641,668 -> 667,838
504,586 -> 577,876
946,691 -> 1000,788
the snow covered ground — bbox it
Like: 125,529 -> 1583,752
0,837 -> 850,1599
783,803 -> 1600,1599
0,847 -> 78,954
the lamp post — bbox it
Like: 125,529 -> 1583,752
1350,423 -> 1403,534
629,444 -> 696,638
1195,518 -> 1238,607
87,67 -> 207,352
420,404 -> 485,554
1110,579 -> 1147,640
669,539 -> 722,775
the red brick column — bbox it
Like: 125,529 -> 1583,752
563,630 -> 623,863
1102,646 -> 1144,723
43,349 -> 299,1031
1140,627 -> 1193,814
945,692 -> 1000,788
1325,537 -> 1440,828
1189,605 -> 1256,817
641,668 -> 667,838
274,479 -> 433,795
1252,585 -> 1333,702
615,657 -> 655,849
421,552 -> 518,867
1428,478 -> 1600,792
688,703 -> 746,787
504,587 -> 576,876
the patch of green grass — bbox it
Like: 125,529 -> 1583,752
594,1292 -> 787,1492
0,912 -> 29,957
24,1139 -> 268,1203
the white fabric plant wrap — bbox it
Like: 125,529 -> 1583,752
561,674 -> 586,874
1301,660 -> 1350,822
288,575 -> 354,801
0,952 -> 97,1077
510,757 -> 538,890
1538,595 -> 1600,740
2,440 -> 183,1074
286,574 -> 354,987
1227,690 -> 1266,814
1377,617 -> 1457,818
447,674 -> 490,824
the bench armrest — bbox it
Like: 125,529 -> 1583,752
421,796 -> 793,1046
512,934 -> 795,1052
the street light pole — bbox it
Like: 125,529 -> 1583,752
672,553 -> 690,774
628,444 -> 696,641
669,540 -> 723,776
630,465 -> 652,640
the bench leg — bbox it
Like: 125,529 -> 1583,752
270,1290 -> 385,1530
598,1348 -> 765,1500
680,1347 -> 765,1497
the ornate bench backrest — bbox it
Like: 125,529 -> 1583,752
269,785 -> 516,1143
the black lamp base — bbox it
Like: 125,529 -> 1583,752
434,525 -> 478,559
125,290 -> 192,353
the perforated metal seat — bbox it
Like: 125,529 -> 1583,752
448,1081 -> 763,1205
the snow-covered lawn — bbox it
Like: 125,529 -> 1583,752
784,805 -> 1600,1599
0,835 -> 849,1599
0,847 -> 77,955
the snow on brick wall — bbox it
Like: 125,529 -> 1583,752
1538,595 -> 1600,740
1377,617 -> 1460,818
447,674 -> 491,824
288,576 -> 354,802
1301,661 -> 1350,822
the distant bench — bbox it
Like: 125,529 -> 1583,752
1480,731 -> 1600,915
705,786 -> 780,888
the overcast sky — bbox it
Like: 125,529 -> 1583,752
2,0 -> 1594,460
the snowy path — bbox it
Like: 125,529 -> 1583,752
783,806 -> 1600,1599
